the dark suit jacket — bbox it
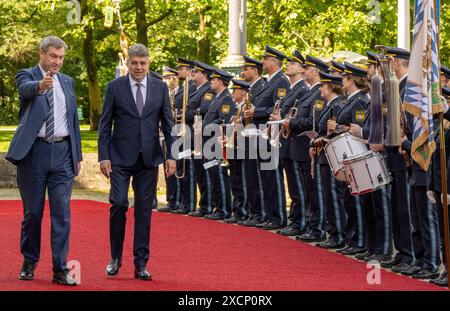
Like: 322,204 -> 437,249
98,74 -> 174,168
5,66 -> 83,175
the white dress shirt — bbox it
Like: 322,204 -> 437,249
129,75 -> 147,106
38,65 -> 69,138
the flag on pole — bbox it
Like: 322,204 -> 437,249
404,0 -> 442,171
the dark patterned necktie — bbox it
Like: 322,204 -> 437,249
136,82 -> 144,116
45,87 -> 55,142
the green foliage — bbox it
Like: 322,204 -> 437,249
0,0 -> 448,126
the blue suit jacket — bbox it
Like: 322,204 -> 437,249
5,66 -> 83,175
98,74 -> 174,168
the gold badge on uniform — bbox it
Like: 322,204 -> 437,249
203,93 -> 213,101
355,110 -> 366,122
277,88 -> 287,98
221,104 -> 230,114
314,100 -> 325,111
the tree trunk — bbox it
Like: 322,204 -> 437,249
135,0 -> 148,45
197,6 -> 212,63
80,0 -> 102,130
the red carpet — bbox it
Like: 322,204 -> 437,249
0,200 -> 446,291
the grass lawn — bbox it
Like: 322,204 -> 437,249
0,128 -> 98,153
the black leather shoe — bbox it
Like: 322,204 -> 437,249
412,269 -> 440,280
157,205 -> 176,213
260,222 -> 283,230
105,258 -> 122,276
316,240 -> 346,250
237,219 -> 263,227
400,265 -> 423,276
172,209 -> 190,214
430,273 -> 448,287
277,226 -> 305,236
256,221 -> 270,228
204,213 -> 225,221
296,233 -> 326,243
364,254 -> 392,262
223,217 -> 239,224
380,257 -> 401,268
52,269 -> 77,286
391,262 -> 413,273
19,261 -> 37,280
188,211 -> 206,217
355,251 -> 373,260
337,245 -> 351,254
134,267 -> 152,281
340,246 -> 367,256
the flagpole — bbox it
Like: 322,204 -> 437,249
434,0 -> 450,289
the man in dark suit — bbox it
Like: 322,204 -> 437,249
98,44 -> 176,280
6,36 -> 82,286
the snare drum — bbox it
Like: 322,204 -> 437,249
324,133 -> 368,182
342,151 -> 392,195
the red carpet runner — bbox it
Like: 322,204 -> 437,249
0,200 -> 445,291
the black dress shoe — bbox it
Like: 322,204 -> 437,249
237,219 -> 263,227
430,273 -> 448,287
105,258 -> 122,276
134,267 -> 152,281
52,269 -> 77,286
204,213 -> 225,221
188,211 -> 206,217
277,226 -> 305,236
337,245 -> 351,254
380,257 -> 401,268
256,221 -> 270,228
260,222 -> 283,230
412,269 -> 440,280
316,240 -> 346,250
400,265 -> 423,276
223,217 -> 239,224
390,262 -> 412,273
355,251 -> 374,260
19,261 -> 37,280
296,233 -> 326,243
364,254 -> 392,262
340,246 -> 367,256
172,209 -> 190,214
157,205 -> 176,213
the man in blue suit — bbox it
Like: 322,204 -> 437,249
98,44 -> 176,280
5,36 -> 83,286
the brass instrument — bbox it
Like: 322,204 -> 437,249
270,106 -> 298,148
193,109 -> 202,156
241,93 -> 257,137
220,120 -> 229,167
261,99 -> 282,140
175,78 -> 190,179
225,103 -> 244,149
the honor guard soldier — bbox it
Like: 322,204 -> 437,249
203,68 -> 236,220
187,61 -> 216,217
284,55 -> 328,242
333,62 -> 371,256
274,50 -> 310,236
159,67 -> 181,213
223,79 -> 252,224
441,65 -> 450,88
241,56 -> 266,102
312,72 -> 347,249
329,60 -> 345,76
241,46 -> 290,230
172,57 -> 198,215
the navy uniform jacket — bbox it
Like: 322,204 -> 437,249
203,89 -> 236,127
249,77 -> 266,103
335,90 -> 370,127
174,79 -> 197,110
252,71 -> 290,127
317,96 -> 346,164
279,79 -> 309,159
98,74 -> 174,168
5,66 -> 83,175
185,83 -> 215,125
288,84 -> 325,162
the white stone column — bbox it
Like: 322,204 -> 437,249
398,0 -> 411,50
222,0 -> 247,73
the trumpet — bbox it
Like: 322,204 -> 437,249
175,77 -> 190,179
241,93 -> 258,137
261,99 -> 282,141
220,120 -> 229,167
268,105 -> 298,148
225,103 -> 244,149
192,109 -> 202,156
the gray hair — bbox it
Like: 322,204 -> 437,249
39,36 -> 68,53
128,43 -> 149,61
